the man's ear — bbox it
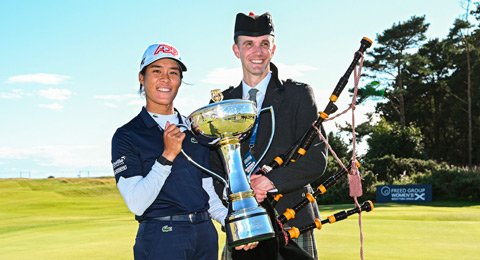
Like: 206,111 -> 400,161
271,44 -> 276,57
232,43 -> 240,58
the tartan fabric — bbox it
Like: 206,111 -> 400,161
289,229 -> 318,260
220,242 -> 231,260
221,229 -> 318,260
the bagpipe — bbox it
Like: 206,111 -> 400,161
235,37 -> 374,260
287,200 -> 374,240
262,37 -> 372,171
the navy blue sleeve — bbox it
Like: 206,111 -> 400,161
111,128 -> 144,182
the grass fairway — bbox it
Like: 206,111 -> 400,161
0,178 -> 479,260
312,203 -> 480,260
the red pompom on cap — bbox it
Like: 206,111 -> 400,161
249,12 -> 255,16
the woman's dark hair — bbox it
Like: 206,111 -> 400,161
139,67 -> 146,94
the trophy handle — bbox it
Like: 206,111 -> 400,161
174,123 -> 228,187
181,149 -> 228,188
245,106 -> 275,180
182,103 -> 276,246
179,106 -> 275,185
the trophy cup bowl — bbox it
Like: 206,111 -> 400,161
188,99 -> 258,144
187,99 -> 275,247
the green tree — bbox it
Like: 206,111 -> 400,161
401,38 -> 454,162
444,12 -> 480,166
471,1 -> 480,21
366,118 -> 425,160
337,113 -> 376,146
326,132 -> 349,159
364,16 -> 429,126
349,81 -> 385,105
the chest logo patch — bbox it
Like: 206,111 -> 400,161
191,137 -> 198,143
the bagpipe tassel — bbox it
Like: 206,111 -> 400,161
348,160 -> 363,197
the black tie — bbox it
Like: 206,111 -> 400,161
248,88 -> 259,106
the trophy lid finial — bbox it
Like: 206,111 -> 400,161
211,89 -> 224,103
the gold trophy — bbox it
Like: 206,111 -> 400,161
186,90 -> 275,247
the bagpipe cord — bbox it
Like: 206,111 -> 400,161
313,50 -> 365,260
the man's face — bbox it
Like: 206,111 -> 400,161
139,58 -> 182,113
233,35 -> 276,78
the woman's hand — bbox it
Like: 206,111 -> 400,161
162,121 -> 186,162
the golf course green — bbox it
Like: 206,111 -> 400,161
0,178 -> 478,259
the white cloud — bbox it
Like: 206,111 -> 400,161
0,89 -> 24,99
38,88 -> 72,100
174,94 -> 210,115
94,94 -> 139,102
0,145 -> 108,169
200,63 -> 318,86
94,94 -> 144,107
7,73 -> 71,85
0,147 -> 37,159
39,103 -> 64,110
127,99 -> 144,106
200,67 -> 242,85
275,63 -> 318,79
104,103 -> 117,108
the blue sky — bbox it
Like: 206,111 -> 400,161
0,0 -> 472,178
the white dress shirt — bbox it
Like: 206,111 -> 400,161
242,72 -> 271,111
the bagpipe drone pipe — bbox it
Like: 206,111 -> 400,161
263,36 -> 372,171
233,37 -> 373,260
287,200 -> 374,240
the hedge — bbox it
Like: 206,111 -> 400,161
313,155 -> 480,204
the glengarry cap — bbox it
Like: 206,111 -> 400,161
234,12 -> 274,38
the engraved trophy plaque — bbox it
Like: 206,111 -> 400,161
186,90 -> 275,247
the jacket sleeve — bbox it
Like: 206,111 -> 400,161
266,84 -> 328,194
202,177 -> 228,226
112,128 -> 172,216
116,164 -> 172,216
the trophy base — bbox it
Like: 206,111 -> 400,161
227,232 -> 273,248
225,207 -> 275,248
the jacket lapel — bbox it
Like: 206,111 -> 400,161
224,83 -> 243,99
254,77 -> 283,157
230,64 -> 285,162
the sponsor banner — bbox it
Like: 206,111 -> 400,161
376,184 -> 432,203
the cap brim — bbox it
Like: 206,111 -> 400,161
172,59 -> 187,72
234,30 -> 274,38
140,57 -> 187,72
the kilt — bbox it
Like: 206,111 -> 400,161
221,224 -> 318,260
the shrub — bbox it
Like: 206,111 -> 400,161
314,156 -> 378,204
413,167 -> 480,201
363,155 -> 448,183
366,119 -> 426,160
312,154 -> 480,204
